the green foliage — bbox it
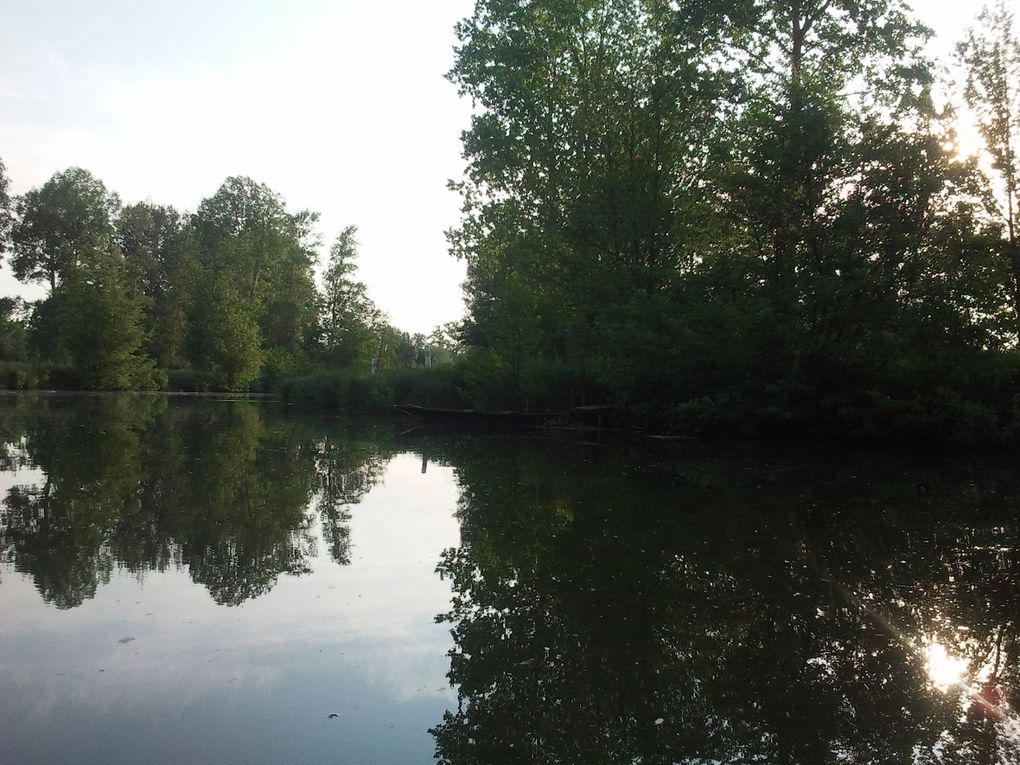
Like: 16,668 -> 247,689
278,363 -> 476,413
319,225 -> 377,365
444,0 -> 1020,442
25,293 -> 69,365
165,368 -> 202,392
185,176 -> 320,388
276,369 -> 398,413
0,297 -> 28,361
386,364 -> 470,408
3,164 -> 411,393
11,167 -> 120,290
187,272 -> 264,390
5,167 -> 166,391
56,250 -> 164,390
117,202 -> 193,367
0,362 -> 42,390
958,0 -> 1020,333
0,156 -> 13,260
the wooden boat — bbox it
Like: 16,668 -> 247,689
393,403 -> 558,426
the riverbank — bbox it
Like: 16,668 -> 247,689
274,360 -> 1020,449
0,389 -> 279,399
3,354 -> 1019,448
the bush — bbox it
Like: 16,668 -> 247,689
278,364 -> 476,413
0,362 -> 43,390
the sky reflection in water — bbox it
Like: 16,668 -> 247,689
0,395 -> 1019,764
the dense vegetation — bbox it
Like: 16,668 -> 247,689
0,0 -> 1018,443
0,164 -> 446,392
445,0 -> 1020,442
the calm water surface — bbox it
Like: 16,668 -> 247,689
0,395 -> 1018,764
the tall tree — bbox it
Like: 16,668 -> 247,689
117,202 -> 194,367
187,269 -> 264,390
0,297 -> 28,362
0,157 -> 13,260
192,176 -> 317,306
11,167 -> 120,290
56,249 -> 163,390
450,0 -> 732,396
188,177 -> 319,386
320,225 -> 376,365
722,0 -> 934,294
449,0 -> 1008,434
958,0 -> 1020,333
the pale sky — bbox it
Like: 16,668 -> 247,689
0,0 -> 1008,334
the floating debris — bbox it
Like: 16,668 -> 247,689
118,637 -> 136,644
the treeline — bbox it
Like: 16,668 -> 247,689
2,0 -> 1020,443
444,0 -> 1020,441
0,165 -> 444,390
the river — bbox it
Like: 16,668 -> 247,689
0,394 -> 1017,764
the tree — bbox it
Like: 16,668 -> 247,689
958,0 -> 1020,334
320,225 -> 376,365
56,249 -> 163,390
0,157 -> 13,260
448,0 -> 1010,435
7,167 -> 171,388
0,297 -> 28,361
117,202 -> 194,367
188,177 -> 319,386
11,167 -> 120,290
449,0 -> 734,399
187,270 -> 264,390
192,176 -> 317,306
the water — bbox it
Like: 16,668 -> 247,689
0,395 -> 1018,764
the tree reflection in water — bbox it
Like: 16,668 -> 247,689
2,398 -> 1019,762
0,395 -> 391,607
429,437 -> 1020,765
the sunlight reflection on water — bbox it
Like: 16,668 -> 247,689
924,640 -> 969,692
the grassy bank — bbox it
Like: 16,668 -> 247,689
274,352 -> 597,416
275,364 -> 490,414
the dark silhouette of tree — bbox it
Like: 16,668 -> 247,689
446,0 -> 1017,440
958,0 -> 1020,335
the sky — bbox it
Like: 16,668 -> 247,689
0,0 -> 1009,334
